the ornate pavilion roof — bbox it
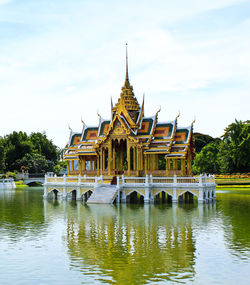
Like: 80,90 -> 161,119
63,49 -> 195,161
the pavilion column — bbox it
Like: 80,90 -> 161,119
108,140 -> 112,176
100,148 -> 103,174
151,154 -> 154,171
127,145 -> 131,176
173,159 -> 177,174
136,147 -> 139,176
187,152 -> 192,176
165,158 -> 169,176
79,158 -> 82,175
153,154 -> 157,170
181,159 -> 185,176
82,157 -> 86,171
144,154 -> 148,174
97,154 -> 100,175
155,154 -> 158,170
103,148 -> 106,171
139,148 -> 143,170
112,143 -> 116,171
133,147 -> 136,173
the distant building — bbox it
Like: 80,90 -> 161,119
63,48 -> 195,177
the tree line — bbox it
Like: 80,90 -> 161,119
0,131 -> 65,174
193,120 -> 250,174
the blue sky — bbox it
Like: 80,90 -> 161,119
0,0 -> 249,147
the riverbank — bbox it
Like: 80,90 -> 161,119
15,181 -> 28,188
215,177 -> 250,186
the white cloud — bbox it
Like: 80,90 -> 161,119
0,0 -> 250,147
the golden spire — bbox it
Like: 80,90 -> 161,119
125,43 -> 129,83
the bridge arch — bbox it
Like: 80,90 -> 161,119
47,188 -> 62,199
153,190 -> 173,203
82,190 -> 93,202
177,190 -> 197,203
126,190 -> 144,204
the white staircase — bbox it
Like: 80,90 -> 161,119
87,185 -> 118,204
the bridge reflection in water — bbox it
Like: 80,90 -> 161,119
43,200 -> 217,284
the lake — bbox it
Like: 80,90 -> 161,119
0,187 -> 250,284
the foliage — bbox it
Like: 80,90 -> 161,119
192,142 -> 220,174
0,131 -> 61,174
5,171 -> 16,179
193,133 -> 220,153
193,120 -> 250,174
0,139 -> 5,173
15,153 -> 52,174
218,120 -> 250,173
53,161 -> 67,174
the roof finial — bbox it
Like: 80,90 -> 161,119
125,43 -> 129,83
81,117 -> 85,126
191,116 -> 196,127
68,124 -> 72,132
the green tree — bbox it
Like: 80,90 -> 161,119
1,131 -> 61,173
0,139 -> 6,173
194,133 -> 220,153
192,142 -> 220,174
15,153 -> 52,174
30,132 -> 60,162
219,120 -> 250,173
3,131 -> 34,171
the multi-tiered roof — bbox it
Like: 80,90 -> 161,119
64,47 -> 195,162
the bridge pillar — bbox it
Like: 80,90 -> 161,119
43,186 -> 48,198
121,190 -> 126,203
144,187 -> 150,204
198,187 -> 204,203
76,188 -> 81,200
172,188 -> 178,203
62,186 -> 67,199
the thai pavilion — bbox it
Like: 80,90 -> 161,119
63,50 -> 195,178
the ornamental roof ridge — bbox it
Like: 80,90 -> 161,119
118,113 -> 136,135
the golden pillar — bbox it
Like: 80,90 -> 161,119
173,159 -> 177,173
133,147 -> 136,172
181,159 -> 185,176
136,147 -> 139,175
112,142 -> 116,170
108,140 -> 112,175
145,154 -> 148,174
187,152 -> 192,176
97,154 -> 100,175
127,144 -> 131,176
100,148 -> 103,174
82,157 -> 86,171
103,147 -> 106,171
165,158 -> 169,176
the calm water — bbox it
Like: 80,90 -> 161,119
0,187 -> 250,284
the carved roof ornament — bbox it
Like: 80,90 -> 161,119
112,44 -> 141,128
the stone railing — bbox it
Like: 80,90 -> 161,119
44,174 -> 215,188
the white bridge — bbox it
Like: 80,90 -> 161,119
0,178 -> 16,189
16,173 -> 45,185
43,174 -> 216,204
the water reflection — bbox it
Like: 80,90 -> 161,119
1,188 -> 250,284
0,188 -> 46,241
217,190 -> 250,259
44,200 -> 218,284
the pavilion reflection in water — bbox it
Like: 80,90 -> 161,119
43,200 -> 217,284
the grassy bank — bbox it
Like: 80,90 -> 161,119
15,181 -> 28,188
215,177 -> 250,186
